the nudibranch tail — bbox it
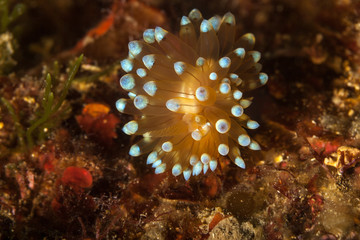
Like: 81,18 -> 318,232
117,9 -> 268,180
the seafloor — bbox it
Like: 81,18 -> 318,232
1,0 -> 360,239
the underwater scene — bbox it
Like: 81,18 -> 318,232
1,0 -> 360,239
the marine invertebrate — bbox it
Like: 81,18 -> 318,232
117,9 -> 268,180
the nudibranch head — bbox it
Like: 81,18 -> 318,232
117,9 -> 268,180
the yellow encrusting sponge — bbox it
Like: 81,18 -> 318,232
117,9 -> 268,180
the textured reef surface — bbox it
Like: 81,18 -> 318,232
1,0 -> 360,239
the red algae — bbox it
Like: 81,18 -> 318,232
76,103 -> 120,146
61,166 -> 93,189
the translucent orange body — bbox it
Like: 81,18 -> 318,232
117,9 -> 268,180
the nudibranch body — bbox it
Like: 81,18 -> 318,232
117,9 -> 268,180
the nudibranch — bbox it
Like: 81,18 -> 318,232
116,9 -> 268,180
